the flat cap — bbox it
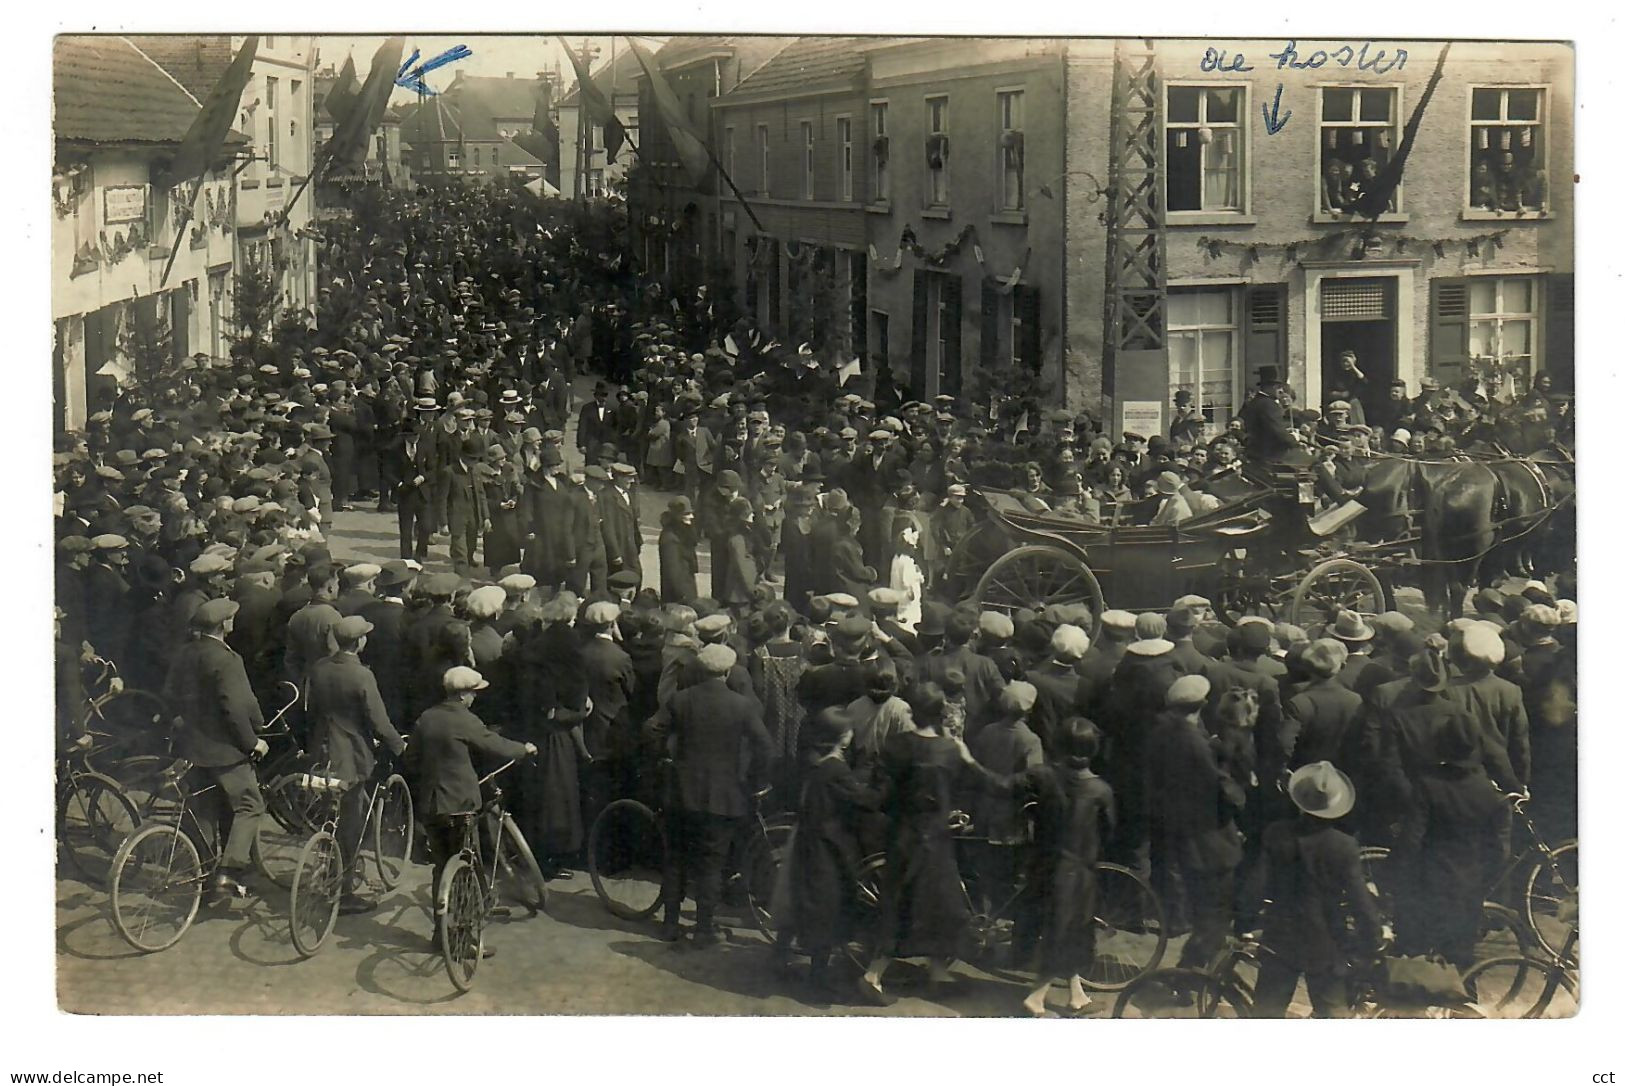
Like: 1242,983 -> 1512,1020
583,600 -> 622,625
499,573 -> 537,594
190,553 -> 231,576
442,666 -> 489,693
696,643 -> 738,675
421,572 -> 461,598
342,562 -> 382,585
332,615 -> 374,643
694,613 -> 733,640
1050,624 -> 1090,659
1166,674 -> 1212,707
1000,681 -> 1039,715
979,611 -> 1015,640
92,534 -> 128,550
191,597 -> 240,628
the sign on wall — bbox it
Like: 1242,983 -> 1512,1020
1121,400 -> 1164,439
102,185 -> 148,225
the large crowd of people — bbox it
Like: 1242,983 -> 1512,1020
53,180 -> 1577,1015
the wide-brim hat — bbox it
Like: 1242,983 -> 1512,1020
1288,761 -> 1356,820
1329,609 -> 1375,642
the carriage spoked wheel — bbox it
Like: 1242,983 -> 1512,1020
974,545 -> 1105,639
1288,558 -> 1386,631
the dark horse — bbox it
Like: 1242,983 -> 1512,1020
1356,447 -> 1575,616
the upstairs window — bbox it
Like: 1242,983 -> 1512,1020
1470,87 -> 1547,213
1166,85 -> 1244,213
1319,86 -> 1399,214
997,90 -> 1025,212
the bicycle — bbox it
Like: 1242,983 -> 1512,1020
848,810 -> 1168,991
106,718 -> 301,954
1487,792 -> 1577,961
1459,922 -> 1579,1019
287,759 -> 415,958
435,758 -> 548,992
585,758 -> 786,931
56,739 -> 140,885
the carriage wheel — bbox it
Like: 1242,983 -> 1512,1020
974,545 -> 1105,640
1288,558 -> 1386,631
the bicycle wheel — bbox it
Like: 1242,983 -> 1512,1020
437,856 -> 484,993
587,799 -> 666,920
742,818 -> 795,941
1461,955 -> 1578,1019
1112,967 -> 1250,1019
252,813 -> 304,891
109,822 -> 205,953
1082,863 -> 1168,991
289,830 -> 344,959
370,774 -> 414,891
1524,840 -> 1578,960
495,813 -> 548,914
264,772 -> 337,837
58,771 -> 139,885
845,853 -> 888,967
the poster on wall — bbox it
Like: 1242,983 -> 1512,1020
103,185 -> 147,225
1121,400 -> 1163,439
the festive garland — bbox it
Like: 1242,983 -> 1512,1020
99,224 -> 147,266
1194,227 -> 1515,268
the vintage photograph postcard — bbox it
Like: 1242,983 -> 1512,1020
49,30 -> 1576,1022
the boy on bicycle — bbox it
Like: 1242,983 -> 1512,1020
408,666 -> 536,950
305,614 -> 408,914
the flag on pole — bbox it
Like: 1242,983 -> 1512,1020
1351,43 -> 1451,220
325,37 -> 405,173
325,55 -> 359,126
625,39 -> 711,187
158,35 -> 258,189
836,358 -> 863,387
559,38 -> 627,165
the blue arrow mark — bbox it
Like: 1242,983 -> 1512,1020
1261,83 -> 1292,135
395,44 -> 474,96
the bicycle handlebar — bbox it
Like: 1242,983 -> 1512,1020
478,758 -> 522,786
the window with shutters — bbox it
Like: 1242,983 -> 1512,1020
266,76 -> 280,171
1431,276 -> 1539,390
1319,86 -> 1400,215
996,89 -> 1024,212
801,121 -> 815,200
1468,87 -> 1547,213
925,96 -> 949,207
870,101 -> 890,205
836,116 -> 853,202
1168,288 -> 1240,428
1166,84 -> 1245,214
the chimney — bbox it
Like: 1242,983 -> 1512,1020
506,71 -> 514,79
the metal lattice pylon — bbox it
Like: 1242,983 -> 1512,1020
1103,39 -> 1168,355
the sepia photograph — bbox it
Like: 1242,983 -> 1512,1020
44,26 -> 1582,1030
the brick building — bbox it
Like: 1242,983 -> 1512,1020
627,36 -> 791,290
1065,38 -> 1574,437
398,95 -> 547,185
713,37 -> 874,357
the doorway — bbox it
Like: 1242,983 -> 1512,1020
1319,276 -> 1397,417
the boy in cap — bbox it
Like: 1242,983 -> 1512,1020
163,597 -> 268,899
305,614 -> 407,913
1282,639 -> 1362,772
408,665 -> 537,924
650,643 -> 775,945
1143,672 -> 1244,969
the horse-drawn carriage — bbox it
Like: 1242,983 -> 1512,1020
940,450 -> 1575,639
